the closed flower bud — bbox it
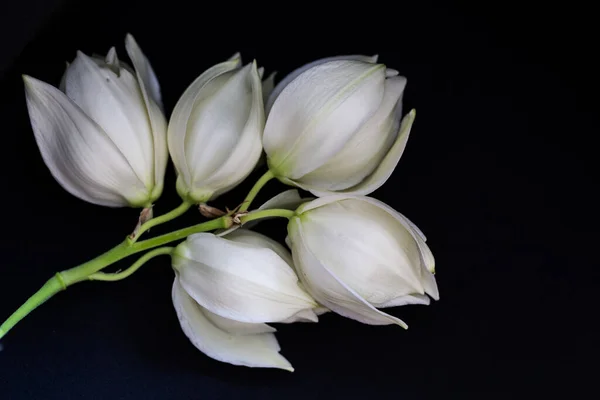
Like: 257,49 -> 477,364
287,195 -> 438,328
172,230 -> 318,324
23,34 -> 167,207
168,56 -> 264,203
263,55 -> 415,197
171,229 -> 321,370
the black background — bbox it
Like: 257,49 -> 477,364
0,0 -> 596,398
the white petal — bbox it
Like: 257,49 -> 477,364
329,109 -> 416,196
421,268 -> 440,300
58,62 -> 69,92
172,279 -> 293,371
299,200 -> 425,303
265,61 -> 386,179
262,71 -> 277,104
259,189 -> 305,211
314,306 -> 330,315
64,51 -> 155,189
298,76 -> 407,191
265,54 -> 379,115
224,229 -> 294,268
202,308 -> 276,335
174,233 -> 316,323
104,47 -> 120,73
167,59 -> 241,192
377,294 -> 430,308
228,52 -> 242,62
280,308 -> 319,323
312,195 -> 435,273
288,219 -> 408,328
124,34 -> 163,109
196,62 -> 265,199
125,34 -> 168,199
23,76 -> 147,207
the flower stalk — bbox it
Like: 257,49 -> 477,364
0,215 -> 232,340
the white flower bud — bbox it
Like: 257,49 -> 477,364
171,229 -> 321,370
172,230 -> 318,324
263,56 -> 415,197
287,195 -> 438,328
23,34 -> 167,207
168,56 -> 264,203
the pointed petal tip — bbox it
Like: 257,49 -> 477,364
275,359 -> 295,372
228,52 -> 242,62
398,320 -> 409,329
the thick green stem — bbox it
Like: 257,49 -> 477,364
0,216 -> 232,340
239,208 -> 296,225
89,247 -> 174,282
131,201 -> 191,242
238,170 -> 275,212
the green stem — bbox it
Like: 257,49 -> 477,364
238,170 -> 275,212
239,208 -> 296,225
0,216 -> 232,340
132,201 -> 191,242
89,247 -> 174,282
131,216 -> 231,252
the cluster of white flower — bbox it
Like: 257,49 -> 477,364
16,34 -> 438,371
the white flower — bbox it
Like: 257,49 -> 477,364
263,55 -> 415,197
168,55 -> 264,203
172,230 -> 318,324
23,34 -> 167,207
171,229 -> 320,370
287,195 -> 438,328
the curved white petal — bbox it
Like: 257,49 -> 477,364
58,62 -> 69,92
173,233 -> 316,323
298,76 -> 407,191
64,51 -> 154,189
280,308 -> 319,323
326,109 -> 416,196
125,34 -> 168,198
224,229 -> 294,268
305,195 -> 435,273
264,60 -> 386,179
259,189 -> 305,211
202,308 -> 276,335
23,75 -> 148,207
377,294 -> 431,308
265,54 -> 379,114
172,279 -> 293,371
104,47 -> 120,73
167,59 -> 241,192
421,268 -> 439,300
299,200 -> 425,302
124,34 -> 163,110
262,71 -> 277,104
228,52 -> 242,62
198,62 -> 264,199
288,218 -> 408,328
